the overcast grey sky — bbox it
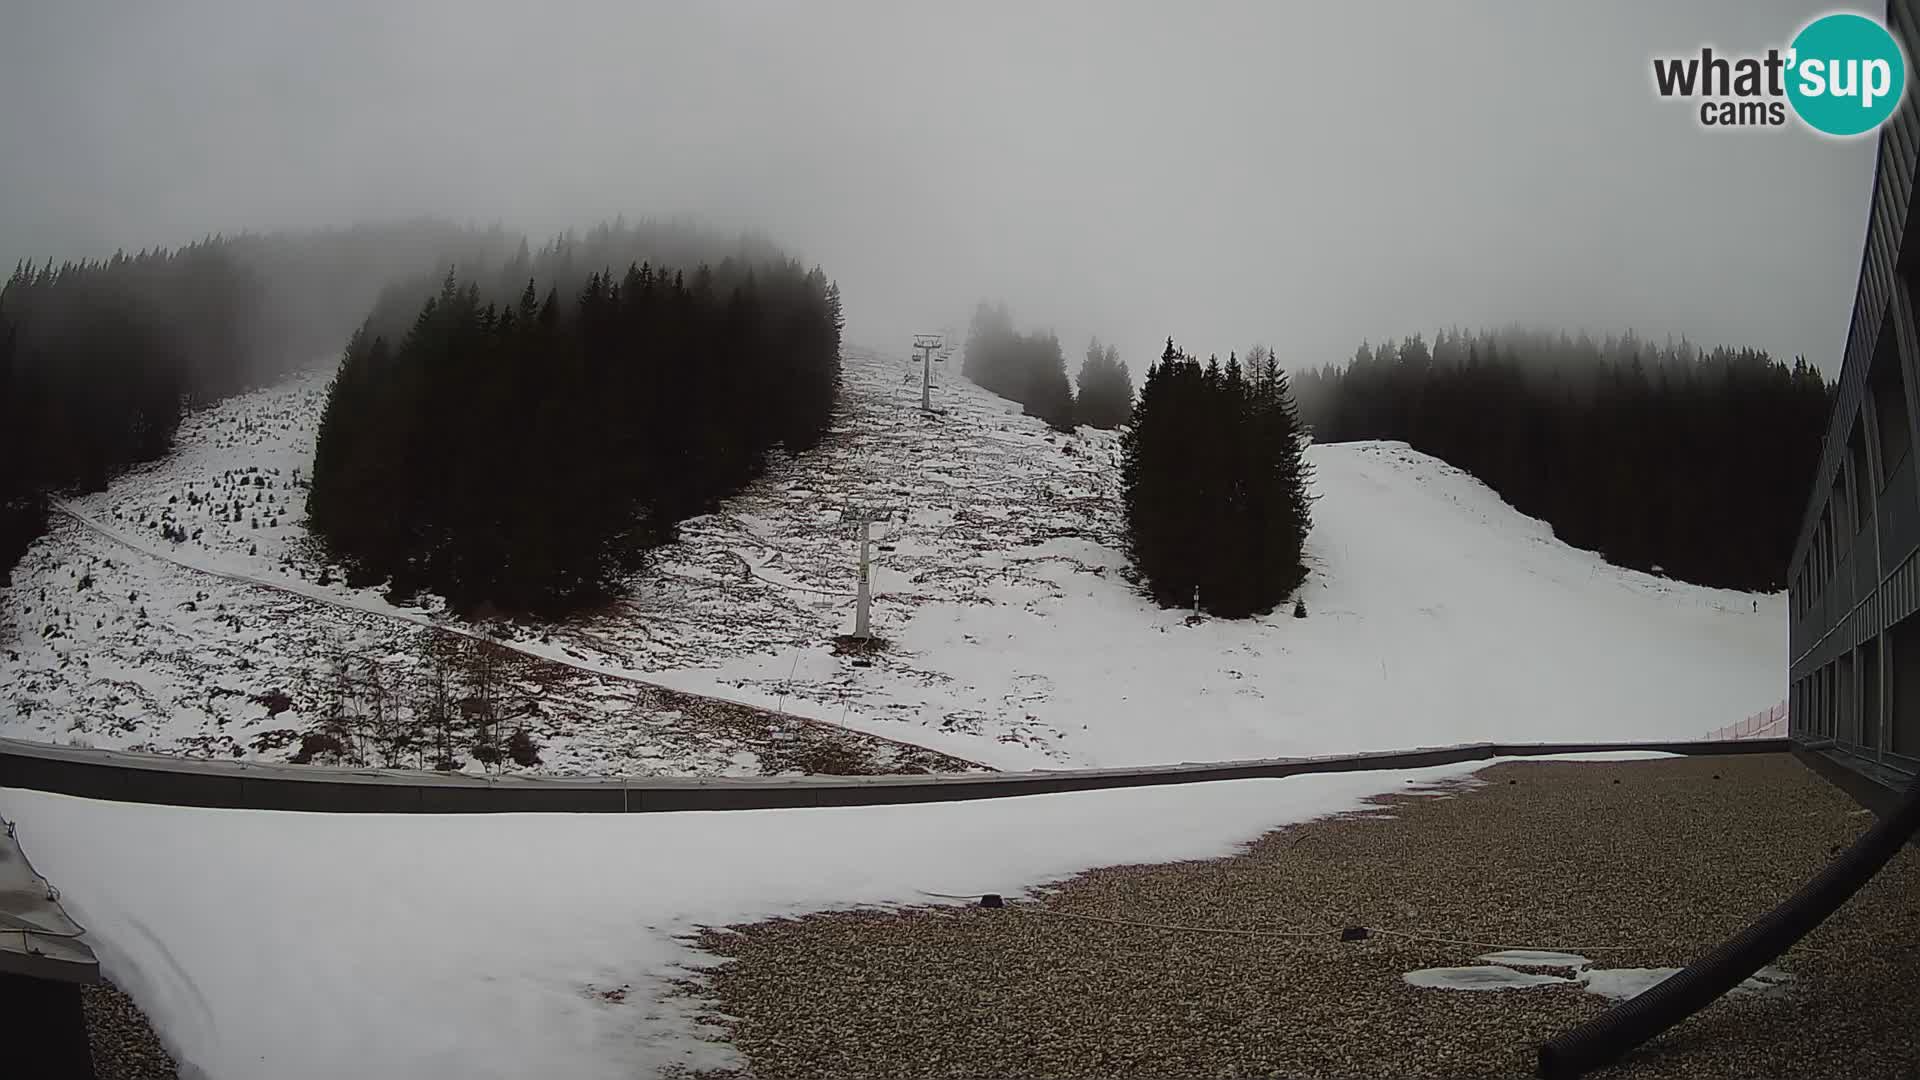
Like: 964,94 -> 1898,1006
0,1 -> 1881,372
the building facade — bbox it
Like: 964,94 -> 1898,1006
1788,0 -> 1920,794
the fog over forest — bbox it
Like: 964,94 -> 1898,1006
0,0 -> 1877,369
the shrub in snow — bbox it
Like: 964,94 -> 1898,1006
507,728 -> 541,767
1293,598 -> 1307,619
253,689 -> 294,717
288,732 -> 345,764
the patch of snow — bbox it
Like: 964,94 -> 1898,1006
1475,950 -> 1593,969
4,759 -> 1492,1080
1403,966 -> 1575,991
1576,965 -> 1792,1001
1405,954 -> 1793,1002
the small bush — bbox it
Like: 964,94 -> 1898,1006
507,728 -> 541,767
253,688 -> 294,717
289,731 -> 345,764
1293,598 -> 1307,619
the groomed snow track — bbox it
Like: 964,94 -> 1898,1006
0,735 -> 1788,813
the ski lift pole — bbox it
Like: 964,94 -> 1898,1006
913,332 -> 943,412
855,519 -> 873,640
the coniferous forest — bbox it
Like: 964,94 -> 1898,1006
307,227 -> 844,616
0,221 -> 511,584
1290,328 -> 1832,590
962,302 -> 1077,431
1075,338 -> 1134,430
1123,341 -> 1314,618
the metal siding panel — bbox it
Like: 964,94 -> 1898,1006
1890,134 -> 1909,225
1877,174 -> 1898,265
1875,228 -> 1896,301
1883,148 -> 1905,232
1891,122 -> 1917,212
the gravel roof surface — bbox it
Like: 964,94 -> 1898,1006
689,754 -> 1920,1079
83,980 -> 178,1080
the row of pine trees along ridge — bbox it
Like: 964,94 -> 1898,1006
1290,328 -> 1831,591
961,302 -> 1135,432
307,256 -> 844,616
4,219 -> 1830,621
0,221 -> 517,585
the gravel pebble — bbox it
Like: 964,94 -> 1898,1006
82,980 -> 178,1080
688,755 -> 1920,1078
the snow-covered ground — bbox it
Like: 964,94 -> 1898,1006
2,753 -> 1667,1080
0,346 -> 1784,774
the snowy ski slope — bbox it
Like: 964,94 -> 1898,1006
0,345 -> 1785,773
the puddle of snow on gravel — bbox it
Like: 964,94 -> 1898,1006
1403,966 -> 1575,991
1474,950 -> 1592,969
1406,955 -> 1793,1000
1575,965 -> 1793,1001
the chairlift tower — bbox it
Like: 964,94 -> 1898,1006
912,332 -> 944,413
841,503 -> 897,641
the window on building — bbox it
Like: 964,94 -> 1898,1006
1821,511 -> 1835,588
1822,665 -> 1833,738
1870,333 -> 1913,489
1891,613 -> 1920,758
1861,640 -> 1882,751
1851,421 -> 1875,524
1812,524 -> 1824,597
1838,652 -> 1857,744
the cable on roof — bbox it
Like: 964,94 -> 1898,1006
915,887 -> 1817,956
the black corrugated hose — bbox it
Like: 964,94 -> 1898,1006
1537,773 -> 1920,1078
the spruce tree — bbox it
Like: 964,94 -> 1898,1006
1122,339 -> 1312,617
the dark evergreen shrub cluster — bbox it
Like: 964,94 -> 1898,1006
1122,340 -> 1313,618
308,229 -> 844,615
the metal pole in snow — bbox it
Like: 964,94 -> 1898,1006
912,333 -> 942,413
855,519 -> 872,640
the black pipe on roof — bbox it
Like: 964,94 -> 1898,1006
1537,774 -> 1920,1078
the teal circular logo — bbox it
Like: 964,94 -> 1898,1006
1787,13 -> 1907,136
